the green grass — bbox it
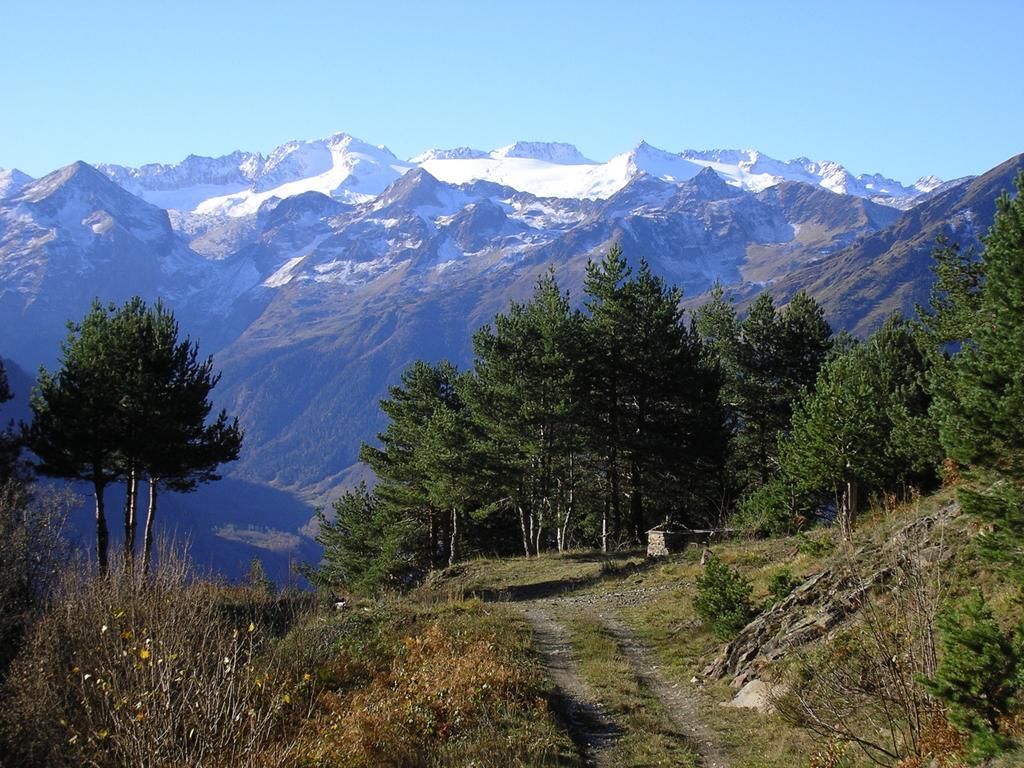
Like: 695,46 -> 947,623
564,612 -> 700,768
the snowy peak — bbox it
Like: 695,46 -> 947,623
0,167 -> 33,199
622,141 -> 704,184
491,141 -> 592,164
409,147 -> 489,163
12,160 -> 177,247
90,131 -> 942,216
914,175 -> 943,193
98,134 -> 412,217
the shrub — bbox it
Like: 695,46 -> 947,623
768,568 -> 800,604
776,541 -> 952,765
694,554 -> 755,639
0,546 -> 313,767
923,593 -> 1023,760
0,482 -> 73,677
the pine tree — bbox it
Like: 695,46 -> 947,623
777,291 -> 833,404
732,292 -> 832,492
779,343 -> 888,538
313,483 -> 418,594
26,298 -> 241,575
581,247 -> 725,541
27,301 -> 124,573
937,173 -> 1024,578
360,360 -> 467,569
579,245 -> 633,547
130,302 -> 242,576
770,316 -> 939,537
924,594 -> 1022,759
733,294 -> 785,488
0,360 -> 23,485
466,271 -> 583,555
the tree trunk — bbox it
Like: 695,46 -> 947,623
429,511 -> 439,569
630,459 -> 644,542
123,466 -> 138,572
448,506 -> 459,567
94,478 -> 109,576
518,505 -> 531,557
142,478 -> 159,577
609,454 -> 621,541
602,498 -> 609,553
840,479 -> 859,540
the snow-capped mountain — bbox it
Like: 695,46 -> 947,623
99,133 -> 412,217
4,129 -> 1011,578
95,133 -> 943,219
0,167 -> 33,199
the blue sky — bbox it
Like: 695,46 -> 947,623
4,1 -> 1022,183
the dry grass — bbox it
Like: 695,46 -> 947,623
295,599 -> 578,767
0,546 -> 315,768
565,612 -> 700,767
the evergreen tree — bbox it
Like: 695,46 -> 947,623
581,247 -> 725,541
731,292 -> 832,492
924,594 -> 1022,759
27,301 -> 124,573
768,317 -> 939,537
466,271 -> 583,555
26,298 -> 241,575
937,173 -> 1024,578
732,294 -> 787,489
579,245 -> 633,546
129,302 -> 242,576
778,343 -> 888,537
0,360 -> 23,485
313,483 -> 418,594
360,360 -> 467,569
916,235 -> 984,347
777,291 -> 833,405
621,261 -> 725,536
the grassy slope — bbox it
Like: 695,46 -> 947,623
412,486 -> 1023,767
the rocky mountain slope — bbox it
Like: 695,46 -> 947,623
0,131 -> 1015,574
696,153 -> 1024,335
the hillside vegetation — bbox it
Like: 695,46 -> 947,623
3,175 -> 1024,765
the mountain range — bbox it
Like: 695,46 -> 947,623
0,132 -> 1018,577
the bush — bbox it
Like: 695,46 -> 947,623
737,477 -> 819,537
924,593 -> 1023,760
0,482 -> 73,677
694,554 -> 755,639
768,568 -> 800,604
0,546 -> 314,768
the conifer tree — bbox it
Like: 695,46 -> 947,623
314,483 -> 417,594
581,247 -> 725,541
27,301 -> 123,573
769,317 -> 938,536
731,292 -> 832,492
733,294 -> 785,488
924,595 -> 1022,759
937,173 -> 1024,578
579,245 -> 632,546
0,360 -> 22,485
27,298 -> 241,575
360,360 -> 467,568
466,271 -> 583,555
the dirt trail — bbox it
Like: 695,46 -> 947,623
521,604 -> 620,767
520,592 -> 729,768
594,610 -> 729,768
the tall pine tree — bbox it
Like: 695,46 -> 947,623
937,173 -> 1024,578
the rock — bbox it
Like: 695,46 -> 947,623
721,679 -> 781,713
704,501 -> 962,685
